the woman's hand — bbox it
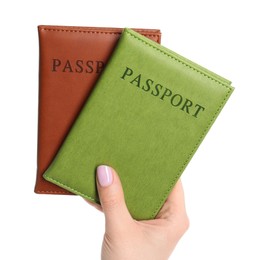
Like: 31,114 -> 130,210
85,165 -> 189,260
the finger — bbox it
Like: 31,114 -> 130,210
156,180 -> 187,220
96,165 -> 132,233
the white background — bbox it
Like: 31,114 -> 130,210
0,0 -> 259,259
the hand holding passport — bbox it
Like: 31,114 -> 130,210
36,26 -> 233,220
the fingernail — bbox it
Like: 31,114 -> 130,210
97,165 -> 113,187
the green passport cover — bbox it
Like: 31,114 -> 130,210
43,28 -> 234,220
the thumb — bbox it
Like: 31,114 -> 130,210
96,165 -> 132,233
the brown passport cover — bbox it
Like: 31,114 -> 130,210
35,25 -> 161,194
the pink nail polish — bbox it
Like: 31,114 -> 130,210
97,165 -> 113,187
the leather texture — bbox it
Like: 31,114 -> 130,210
35,25 -> 161,194
43,28 -> 234,219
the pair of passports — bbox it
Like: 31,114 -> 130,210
35,25 -> 233,220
